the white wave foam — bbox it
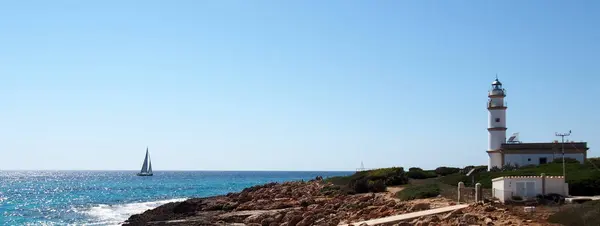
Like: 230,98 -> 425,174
82,198 -> 187,226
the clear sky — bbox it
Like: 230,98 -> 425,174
1,1 -> 599,171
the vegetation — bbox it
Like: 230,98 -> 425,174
407,167 -> 438,179
396,183 -> 441,201
325,158 -> 600,196
434,167 -> 460,176
325,167 -> 409,194
552,157 -> 581,164
439,159 -> 600,196
548,201 -> 600,226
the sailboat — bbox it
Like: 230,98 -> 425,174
137,147 -> 153,176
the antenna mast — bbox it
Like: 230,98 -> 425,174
555,130 -> 572,179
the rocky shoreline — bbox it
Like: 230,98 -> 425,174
123,178 -> 557,226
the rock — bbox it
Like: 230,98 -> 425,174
424,215 -> 440,223
461,213 -> 480,224
397,222 -> 411,226
415,221 -> 430,226
443,209 -> 463,220
409,203 -> 431,211
245,214 -> 265,224
359,223 -> 369,226
172,200 -> 201,214
387,200 -> 397,208
261,217 -> 277,226
484,217 -> 494,225
284,215 -> 303,226
359,195 -> 372,202
484,205 -> 496,212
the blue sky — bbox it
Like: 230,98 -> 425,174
1,1 -> 599,170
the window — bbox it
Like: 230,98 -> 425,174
528,158 -> 531,162
539,157 -> 547,164
495,118 -> 501,123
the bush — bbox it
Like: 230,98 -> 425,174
328,167 -> 410,194
552,157 -> 581,164
435,167 -> 460,176
548,200 -> 600,226
349,177 -> 370,194
396,184 -> 440,201
368,180 -> 387,193
407,170 -> 437,179
511,196 -> 523,201
409,167 -> 423,172
438,161 -> 600,196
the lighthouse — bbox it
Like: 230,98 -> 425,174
487,77 -> 507,170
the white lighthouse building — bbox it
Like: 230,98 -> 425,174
485,78 -> 589,170
487,78 -> 507,170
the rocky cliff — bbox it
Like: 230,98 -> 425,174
123,179 -> 556,226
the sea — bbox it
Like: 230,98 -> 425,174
0,171 -> 351,225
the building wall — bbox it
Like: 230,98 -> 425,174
493,177 -> 567,203
492,179 -> 505,201
504,153 -> 584,167
545,179 -> 567,195
488,153 -> 502,170
488,131 -> 506,151
488,109 -> 506,129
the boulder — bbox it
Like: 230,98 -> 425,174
484,205 -> 496,212
484,217 -> 494,225
409,203 -> 431,211
442,208 -> 463,220
461,213 -> 480,225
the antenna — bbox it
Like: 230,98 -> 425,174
555,130 -> 572,180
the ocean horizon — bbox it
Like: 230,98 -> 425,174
0,170 -> 352,225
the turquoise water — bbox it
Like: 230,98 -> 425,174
0,171 -> 350,225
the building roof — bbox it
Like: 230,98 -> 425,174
492,175 -> 564,182
501,142 -> 588,150
492,78 -> 502,86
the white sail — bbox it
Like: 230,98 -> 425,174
140,148 -> 150,173
148,155 -> 153,174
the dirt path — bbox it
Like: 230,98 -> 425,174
384,186 -> 405,201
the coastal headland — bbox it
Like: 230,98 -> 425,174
123,167 -> 574,225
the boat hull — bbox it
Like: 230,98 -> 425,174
137,173 -> 153,176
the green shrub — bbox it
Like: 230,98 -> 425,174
407,170 -> 437,179
548,201 -> 600,226
349,176 -> 370,193
368,180 -> 387,193
438,162 -> 600,196
325,167 -> 410,194
552,157 -> 581,164
435,167 -> 460,176
409,167 -> 423,172
396,184 -> 440,201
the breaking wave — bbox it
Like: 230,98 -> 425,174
81,198 -> 187,225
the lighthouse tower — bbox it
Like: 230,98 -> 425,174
487,78 -> 507,170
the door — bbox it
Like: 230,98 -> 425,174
516,182 -> 526,197
525,181 -> 536,198
515,181 -> 536,199
539,157 -> 548,164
